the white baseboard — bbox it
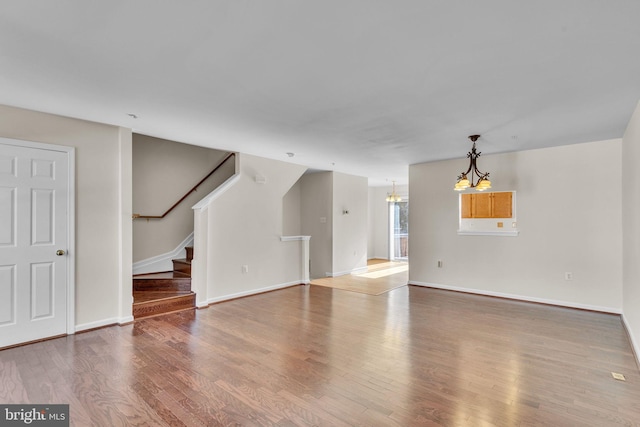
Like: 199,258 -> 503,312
622,313 -> 640,370
118,315 -> 135,325
75,317 -> 121,333
75,315 -> 133,333
409,281 -> 621,314
133,233 -> 194,275
205,281 -> 302,305
326,266 -> 368,277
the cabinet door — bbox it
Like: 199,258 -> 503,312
492,192 -> 512,218
472,193 -> 492,218
461,194 -> 472,218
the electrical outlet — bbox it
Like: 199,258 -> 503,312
437,260 -> 443,268
242,265 -> 249,274
564,272 -> 573,281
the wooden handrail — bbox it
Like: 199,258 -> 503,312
133,152 -> 235,219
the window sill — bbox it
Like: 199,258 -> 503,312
280,235 -> 311,241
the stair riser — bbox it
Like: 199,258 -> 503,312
134,278 -> 191,292
133,294 -> 196,319
185,246 -> 193,262
172,260 -> 191,275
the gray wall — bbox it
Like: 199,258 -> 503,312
300,172 -> 333,279
299,171 -> 368,278
204,154 -> 307,299
0,104 -> 132,328
622,101 -> 640,361
282,179 -> 302,236
368,184 -> 408,260
409,138 -> 623,312
332,172 -> 368,275
132,134 -> 232,262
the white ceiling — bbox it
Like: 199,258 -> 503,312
2,1 -> 640,186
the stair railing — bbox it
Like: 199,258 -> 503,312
133,152 -> 235,220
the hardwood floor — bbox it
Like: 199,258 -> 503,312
310,259 -> 408,295
1,285 -> 639,426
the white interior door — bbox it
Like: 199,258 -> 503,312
0,141 -> 71,348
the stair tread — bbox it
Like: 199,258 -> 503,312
173,258 -> 191,264
134,271 -> 190,280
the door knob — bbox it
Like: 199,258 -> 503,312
56,250 -> 66,256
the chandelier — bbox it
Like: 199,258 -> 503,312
454,135 -> 492,191
386,181 -> 402,202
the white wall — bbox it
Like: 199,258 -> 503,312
622,101 -> 640,361
298,171 -> 368,278
203,154 -> 307,301
0,104 -> 132,328
332,172 -> 368,275
368,187 -> 388,260
282,179 -> 302,236
300,172 -> 333,279
409,139 -> 623,312
132,134 -> 231,262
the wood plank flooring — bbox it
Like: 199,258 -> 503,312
310,259 -> 408,295
1,285 -> 640,426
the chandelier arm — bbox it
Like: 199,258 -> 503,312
473,164 -> 489,180
458,161 -> 473,179
472,156 -> 489,182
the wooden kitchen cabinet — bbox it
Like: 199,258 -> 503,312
461,192 -> 512,218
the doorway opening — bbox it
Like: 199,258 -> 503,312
389,201 -> 408,261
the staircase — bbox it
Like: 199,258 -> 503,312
133,247 -> 196,319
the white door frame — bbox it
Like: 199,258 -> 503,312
0,137 -> 75,336
388,202 -> 396,261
